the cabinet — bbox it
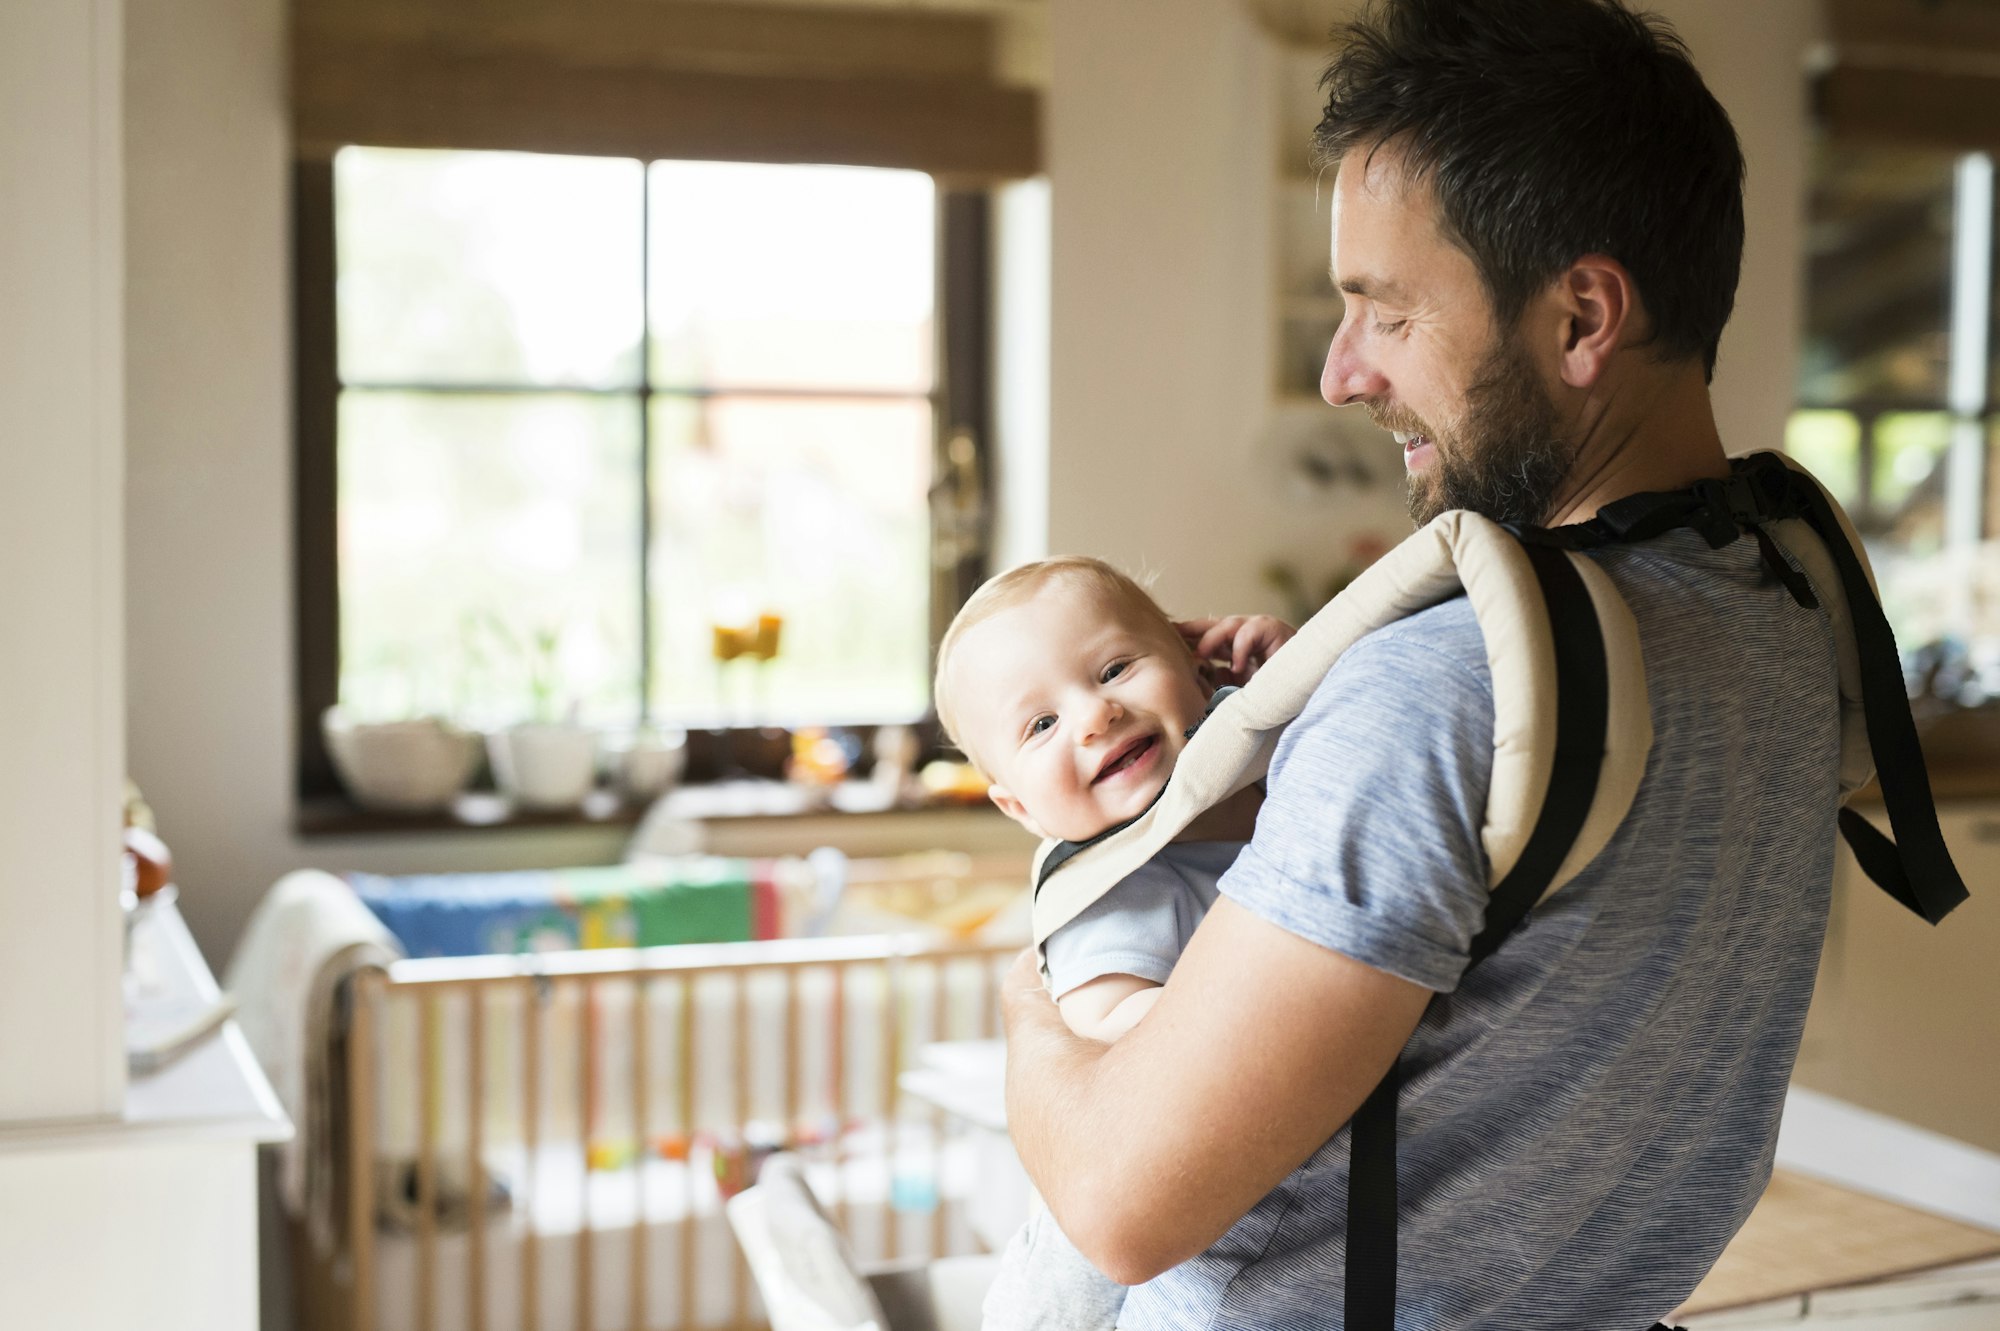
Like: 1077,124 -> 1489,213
0,896 -> 290,1331
1794,801 -> 2000,1153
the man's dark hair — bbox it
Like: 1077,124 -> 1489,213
1315,0 -> 1744,380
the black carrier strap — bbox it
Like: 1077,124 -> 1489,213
1345,538 -> 1612,1329
1342,452 -> 1968,1330
1533,453 -> 1968,924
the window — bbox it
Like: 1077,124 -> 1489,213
296,149 -> 992,802
1792,143 -> 1998,651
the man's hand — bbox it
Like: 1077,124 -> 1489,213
1178,615 -> 1297,688
1001,947 -> 1056,1031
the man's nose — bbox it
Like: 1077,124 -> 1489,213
1320,314 -> 1388,406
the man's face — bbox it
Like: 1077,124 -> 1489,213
1321,144 -> 1572,528
946,580 -> 1211,843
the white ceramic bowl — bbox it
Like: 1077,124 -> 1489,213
322,710 -> 481,813
610,730 -> 688,803
488,722 -> 599,810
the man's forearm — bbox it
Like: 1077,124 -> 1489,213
995,905 -> 1432,1286
1002,957 -> 1136,1267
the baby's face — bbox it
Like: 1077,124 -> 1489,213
947,580 -> 1211,842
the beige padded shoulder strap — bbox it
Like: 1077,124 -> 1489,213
1032,512 -> 1653,954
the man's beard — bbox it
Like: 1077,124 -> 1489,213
1378,335 -> 1574,529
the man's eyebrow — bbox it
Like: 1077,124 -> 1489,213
1335,272 -> 1408,304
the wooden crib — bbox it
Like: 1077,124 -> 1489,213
297,866 -> 1024,1331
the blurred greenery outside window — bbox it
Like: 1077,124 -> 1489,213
1787,143 -> 1998,653
333,148 -> 940,731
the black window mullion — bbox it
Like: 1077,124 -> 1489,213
295,157 -> 343,803
639,162 -> 655,727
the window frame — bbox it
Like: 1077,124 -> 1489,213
291,154 -> 992,812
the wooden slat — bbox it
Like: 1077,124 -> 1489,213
931,959 -> 951,1258
296,0 -> 1001,85
679,976 -> 697,1331
733,971 -> 751,1323
630,980 -> 650,1331
522,979 -> 542,1331
578,979 -> 597,1331
348,971 -> 380,1331
883,959 -> 901,1260
831,963 -> 850,1234
784,966 -> 802,1139
386,934 -> 1019,989
293,34 -> 1040,179
416,991 -> 440,1331
468,990 -> 488,1331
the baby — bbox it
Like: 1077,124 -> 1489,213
933,556 -> 1293,1331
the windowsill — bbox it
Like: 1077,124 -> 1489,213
295,779 -> 1006,838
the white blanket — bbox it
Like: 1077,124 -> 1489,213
225,868 -> 403,1251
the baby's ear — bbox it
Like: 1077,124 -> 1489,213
985,783 -> 1045,838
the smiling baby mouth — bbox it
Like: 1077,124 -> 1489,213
1094,734 -> 1157,784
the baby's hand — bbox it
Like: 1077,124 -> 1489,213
1177,614 -> 1297,688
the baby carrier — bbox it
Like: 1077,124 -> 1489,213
1028,450 -> 1969,1331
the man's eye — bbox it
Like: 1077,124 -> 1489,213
1374,319 -> 1407,336
1027,714 -> 1056,737
1101,660 -> 1130,684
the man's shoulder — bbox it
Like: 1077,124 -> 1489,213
1309,593 -> 1491,709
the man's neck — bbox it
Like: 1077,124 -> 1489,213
1544,360 -> 1730,527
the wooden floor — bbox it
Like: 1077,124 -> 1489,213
1683,1256 -> 2000,1329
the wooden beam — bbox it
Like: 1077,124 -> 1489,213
294,26 -> 1040,178
1818,63 -> 2000,154
1829,0 -> 2000,59
296,0 -> 1001,85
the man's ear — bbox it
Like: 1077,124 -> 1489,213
986,783 -> 1046,839
1555,253 -> 1637,390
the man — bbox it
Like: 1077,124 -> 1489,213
999,1 -> 1839,1327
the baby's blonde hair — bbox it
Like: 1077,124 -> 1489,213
933,556 -> 1183,772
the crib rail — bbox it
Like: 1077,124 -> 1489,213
333,932 -> 1020,1331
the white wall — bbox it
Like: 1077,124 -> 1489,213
1657,0 -> 1822,459
0,0 -> 127,1124
1046,0 -> 1412,622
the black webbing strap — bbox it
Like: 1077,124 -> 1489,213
1344,1066 -> 1402,1329
1782,475 -> 1968,924
1346,541 -> 1613,1329
1526,452 -> 1967,924
1469,543 -> 1612,963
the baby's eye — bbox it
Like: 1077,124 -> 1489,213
1101,659 -> 1131,684
1027,714 -> 1056,738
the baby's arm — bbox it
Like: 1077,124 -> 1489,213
1055,973 -> 1163,1043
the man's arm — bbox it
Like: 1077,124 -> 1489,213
1002,895 -> 1432,1286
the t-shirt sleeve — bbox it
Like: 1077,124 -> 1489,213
1042,859 -> 1203,998
1218,613 -> 1496,994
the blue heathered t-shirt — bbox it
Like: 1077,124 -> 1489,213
1121,528 -> 1843,1331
